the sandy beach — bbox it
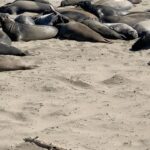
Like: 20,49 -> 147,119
0,0 -> 150,150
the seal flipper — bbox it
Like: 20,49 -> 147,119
130,33 -> 150,51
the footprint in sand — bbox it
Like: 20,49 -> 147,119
0,108 -> 27,122
53,75 -> 92,89
102,74 -> 130,86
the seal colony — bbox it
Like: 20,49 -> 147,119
0,0 -> 150,71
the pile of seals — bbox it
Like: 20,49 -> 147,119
0,0 -> 150,71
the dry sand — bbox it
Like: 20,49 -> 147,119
0,0 -> 150,150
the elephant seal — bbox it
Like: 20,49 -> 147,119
134,20 -> 150,36
0,1 -> 54,14
126,12 -> 150,18
15,15 -> 35,25
131,33 -> 150,51
128,0 -> 142,4
0,14 -> 58,41
77,1 -> 128,20
15,0 -> 51,4
58,8 -> 99,22
0,43 -> 29,56
105,23 -> 138,39
34,13 -> 69,25
0,56 -> 37,71
0,29 -> 12,45
103,14 -> 150,27
94,0 -> 133,11
81,19 -> 125,39
60,0 -> 92,6
57,21 -> 112,43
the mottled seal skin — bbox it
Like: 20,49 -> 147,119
34,13 -> 57,25
58,8 -> 99,22
15,15 -> 35,25
128,0 -> 142,4
0,15 -> 58,41
134,20 -> 150,37
15,0 -> 51,4
105,23 -> 138,40
103,14 -> 150,27
94,0 -> 133,11
131,33 -> 150,51
60,0 -> 92,6
0,1 -> 53,14
81,19 -> 125,39
0,29 -> 12,45
57,21 -> 112,43
126,12 -> 150,18
77,1 -> 128,20
34,13 -> 69,26
0,43 -> 29,56
0,56 -> 37,71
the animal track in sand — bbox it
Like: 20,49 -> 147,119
102,74 -> 131,86
53,75 -> 92,89
0,108 -> 27,122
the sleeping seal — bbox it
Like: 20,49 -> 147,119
103,14 -> 150,27
0,14 -> 58,41
131,33 -> 150,51
60,0 -> 92,6
0,1 -> 54,14
0,43 -> 29,56
15,0 -> 51,4
128,0 -> 142,4
94,0 -> 133,11
105,23 -> 138,39
58,8 -> 99,22
57,21 -> 112,43
77,1 -> 128,20
81,19 -> 125,39
134,20 -> 150,36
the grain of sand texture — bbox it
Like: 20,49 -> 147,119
0,0 -> 150,150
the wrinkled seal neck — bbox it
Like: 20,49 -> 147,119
1,18 -> 16,33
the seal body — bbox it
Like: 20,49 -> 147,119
58,8 -> 99,22
94,0 -> 133,11
57,21 -> 111,43
105,23 -> 138,39
128,0 -> 142,4
77,1 -> 128,20
134,20 -> 150,36
15,15 -> 35,25
60,0 -> 92,6
0,15 -> 58,41
15,0 -> 51,4
103,14 -> 150,27
81,19 -> 125,39
0,43 -> 28,56
0,29 -> 12,45
0,1 -> 53,14
131,33 -> 150,51
34,14 -> 56,25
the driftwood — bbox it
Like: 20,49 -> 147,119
24,137 -> 68,150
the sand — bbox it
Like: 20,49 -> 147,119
0,0 -> 150,150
